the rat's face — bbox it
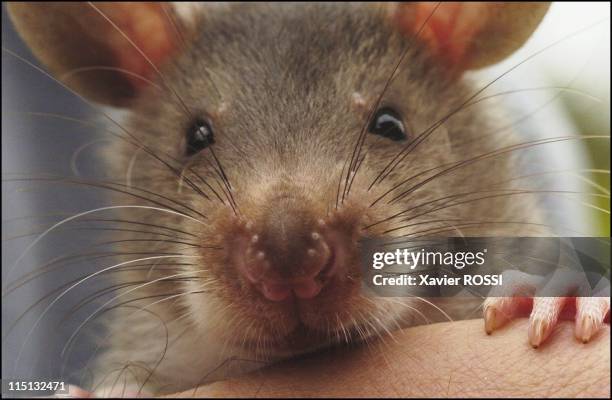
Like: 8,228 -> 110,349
122,6 -> 456,354
118,4 -> 550,355
9,2 -> 550,358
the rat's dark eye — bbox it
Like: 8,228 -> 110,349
368,107 -> 406,141
186,119 -> 214,156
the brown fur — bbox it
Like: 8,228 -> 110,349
9,3 -> 552,396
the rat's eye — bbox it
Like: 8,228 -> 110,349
186,119 -> 215,156
368,107 -> 406,141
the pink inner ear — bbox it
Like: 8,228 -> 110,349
102,3 -> 178,91
398,2 -> 485,70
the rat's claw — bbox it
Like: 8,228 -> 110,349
483,306 -> 499,334
528,297 -> 565,348
484,295 -> 610,347
575,297 -> 610,343
483,297 -> 517,334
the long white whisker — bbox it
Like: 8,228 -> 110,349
13,254 -> 201,374
61,269 -> 208,357
5,205 -> 205,282
414,297 -> 453,322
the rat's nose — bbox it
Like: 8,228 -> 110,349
234,196 -> 341,301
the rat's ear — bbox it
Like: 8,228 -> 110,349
392,2 -> 550,72
7,2 -> 190,107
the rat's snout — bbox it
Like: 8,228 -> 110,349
232,194 -> 349,302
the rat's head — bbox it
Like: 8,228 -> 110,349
9,3 -> 549,356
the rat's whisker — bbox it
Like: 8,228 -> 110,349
490,169 -> 611,196
70,138 -> 113,177
86,2 -> 193,120
4,263 -> 197,343
125,145 -> 146,189
372,188 -> 609,232
4,205 -> 204,284
8,110 -> 218,203
4,217 -> 198,244
61,269 -> 209,358
343,2 -> 442,203
4,226 -> 195,244
4,175 -> 208,220
13,254 -> 202,375
372,190 -> 608,238
60,66 -> 164,91
386,135 -> 609,205
468,86 -> 602,107
4,250 -> 192,295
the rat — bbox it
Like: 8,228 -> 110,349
6,2 -> 610,397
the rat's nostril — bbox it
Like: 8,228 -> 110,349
233,224 -> 343,302
228,193 -> 358,301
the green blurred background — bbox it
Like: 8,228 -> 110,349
484,2 -> 610,237
552,2 -> 610,236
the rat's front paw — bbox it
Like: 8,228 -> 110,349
483,296 -> 610,347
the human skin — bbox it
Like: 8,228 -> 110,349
165,318 -> 610,398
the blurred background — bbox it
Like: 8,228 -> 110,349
2,1 -> 610,389
477,1 -> 610,236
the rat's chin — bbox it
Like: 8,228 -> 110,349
227,282 -> 363,357
238,320 -> 338,358
276,322 -> 337,352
